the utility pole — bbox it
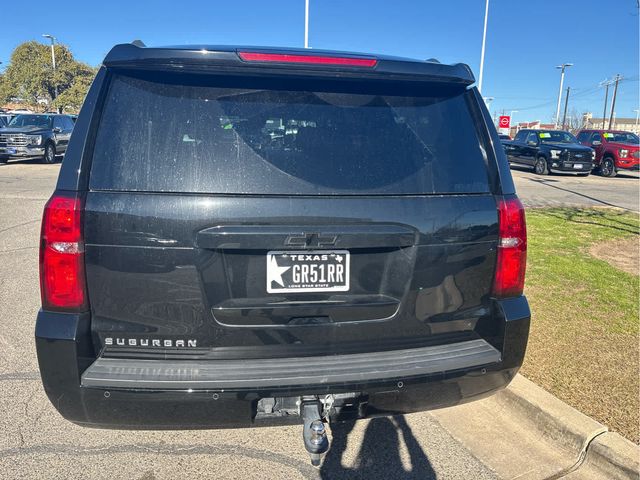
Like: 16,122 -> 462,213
600,80 -> 611,129
561,87 -> 570,129
304,0 -> 309,48
634,109 -> 640,131
554,63 -> 573,128
608,74 -> 621,130
477,0 -> 489,93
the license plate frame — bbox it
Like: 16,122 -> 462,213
266,250 -> 350,293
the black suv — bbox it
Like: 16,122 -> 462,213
36,43 -> 530,464
502,129 -> 595,175
0,113 -> 75,164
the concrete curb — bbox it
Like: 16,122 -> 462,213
430,374 -> 639,479
578,432 -> 640,480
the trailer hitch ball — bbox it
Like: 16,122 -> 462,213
310,420 -> 326,445
301,400 -> 329,466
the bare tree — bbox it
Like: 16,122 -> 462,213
564,108 -> 588,132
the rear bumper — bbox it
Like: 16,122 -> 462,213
35,296 -> 530,429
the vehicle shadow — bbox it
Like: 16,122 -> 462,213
536,208 -> 640,235
0,157 -> 63,167
527,177 -> 638,212
320,415 -> 436,479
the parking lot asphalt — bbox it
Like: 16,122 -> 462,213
0,158 -> 638,479
511,165 -> 640,212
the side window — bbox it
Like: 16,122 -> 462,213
590,133 -> 602,144
525,132 -> 538,145
576,132 -> 589,143
514,131 -> 527,142
53,117 -> 64,130
64,117 -> 74,130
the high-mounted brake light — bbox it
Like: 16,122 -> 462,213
39,192 -> 87,311
238,51 -> 378,67
492,196 -> 527,298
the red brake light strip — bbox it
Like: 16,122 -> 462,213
238,52 -> 377,67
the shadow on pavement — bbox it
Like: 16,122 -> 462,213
527,177 -> 638,211
320,415 -> 435,479
0,157 -> 62,167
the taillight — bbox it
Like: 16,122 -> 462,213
492,196 -> 527,298
238,51 -> 378,67
39,192 -> 87,311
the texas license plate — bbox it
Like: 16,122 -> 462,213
266,250 -> 350,293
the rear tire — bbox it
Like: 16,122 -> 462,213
534,156 -> 549,175
43,143 -> 56,164
600,157 -> 616,177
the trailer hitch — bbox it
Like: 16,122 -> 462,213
300,398 -> 329,466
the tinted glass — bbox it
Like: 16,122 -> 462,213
538,131 -> 577,143
604,132 -> 639,143
53,117 -> 64,129
63,117 -> 75,130
90,74 -> 490,195
525,132 -> 538,144
576,132 -> 589,143
514,131 -> 527,142
8,115 -> 53,128
591,133 -> 602,142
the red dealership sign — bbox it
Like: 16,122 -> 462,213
498,116 -> 511,129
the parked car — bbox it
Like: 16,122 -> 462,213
35,43 -> 530,465
502,129 -> 595,175
576,129 -> 640,177
0,114 -> 75,164
498,133 -> 511,140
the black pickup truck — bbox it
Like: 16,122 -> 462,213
35,43 -> 531,465
502,129 -> 595,175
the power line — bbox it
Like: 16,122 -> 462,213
505,76 -> 638,112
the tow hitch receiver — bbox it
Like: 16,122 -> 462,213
301,399 -> 329,466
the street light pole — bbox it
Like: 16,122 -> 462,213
554,63 -> 572,128
304,0 -> 309,49
42,34 -> 58,110
634,109 -> 640,131
477,0 -> 489,93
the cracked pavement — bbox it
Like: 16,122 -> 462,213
0,161 -> 498,480
1,159 -> 637,479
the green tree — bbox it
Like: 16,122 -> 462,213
0,41 -> 96,113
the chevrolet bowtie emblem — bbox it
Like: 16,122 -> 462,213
285,233 -> 337,248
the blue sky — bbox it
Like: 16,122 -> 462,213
1,0 -> 638,123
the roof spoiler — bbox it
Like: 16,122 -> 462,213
102,43 -> 475,86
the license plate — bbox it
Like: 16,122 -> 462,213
573,164 -> 583,169
266,250 -> 350,293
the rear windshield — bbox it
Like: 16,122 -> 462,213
90,73 -> 490,195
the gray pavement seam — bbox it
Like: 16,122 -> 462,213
0,442 -> 321,478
